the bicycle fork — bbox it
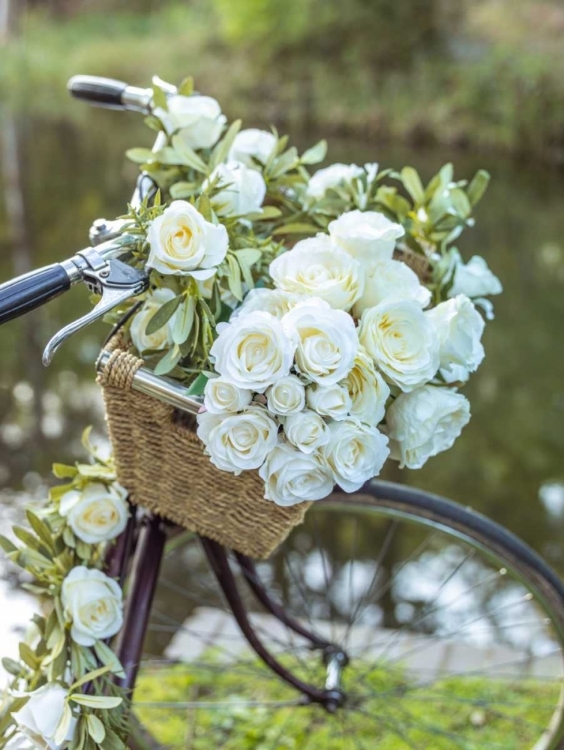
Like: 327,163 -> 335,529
108,512 -> 349,712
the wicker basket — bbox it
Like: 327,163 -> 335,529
393,247 -> 433,282
97,339 -> 311,560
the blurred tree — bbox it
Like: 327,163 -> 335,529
25,0 -> 178,15
212,0 -> 444,69
0,0 -> 21,43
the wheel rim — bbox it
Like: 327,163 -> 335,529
132,493 -> 564,749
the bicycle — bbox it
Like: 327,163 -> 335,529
0,76 -> 563,750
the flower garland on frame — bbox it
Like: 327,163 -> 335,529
0,431 -> 129,749
0,74 -> 502,748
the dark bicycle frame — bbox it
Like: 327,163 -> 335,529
104,505 -> 348,712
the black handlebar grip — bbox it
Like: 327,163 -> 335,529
0,265 -> 71,325
67,75 -> 128,109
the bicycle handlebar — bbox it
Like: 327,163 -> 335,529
0,264 -> 71,324
68,75 -> 152,114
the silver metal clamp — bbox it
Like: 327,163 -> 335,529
43,249 -> 149,365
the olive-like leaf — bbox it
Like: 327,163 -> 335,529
146,295 -> 183,336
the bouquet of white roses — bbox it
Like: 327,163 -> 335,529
116,75 -> 502,507
0,74 -> 502,750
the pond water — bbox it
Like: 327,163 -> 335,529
0,110 -> 563,663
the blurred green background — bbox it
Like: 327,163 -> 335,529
3,0 -> 564,159
0,0 -> 563,601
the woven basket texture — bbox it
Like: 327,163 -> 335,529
393,247 -> 433,282
97,338 -> 311,560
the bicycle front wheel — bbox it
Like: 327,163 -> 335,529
130,481 -> 564,749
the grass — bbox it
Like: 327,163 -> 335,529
133,658 -> 559,748
2,1 -> 564,162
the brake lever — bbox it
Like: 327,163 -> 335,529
42,248 -> 148,365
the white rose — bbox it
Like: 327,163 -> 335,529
59,482 -> 128,544
228,128 -> 277,169
269,235 -> 364,311
157,94 -> 226,149
237,288 -> 305,319
306,163 -> 363,201
197,405 -> 278,474
306,383 -> 352,421
61,566 -> 123,646
282,299 -> 358,385
322,419 -> 389,492
13,685 -> 76,750
205,161 -> 266,217
359,300 -> 440,392
266,375 -> 306,416
130,288 -> 179,353
204,376 -> 253,414
386,385 -> 471,469
426,295 -> 485,383
283,410 -> 330,454
147,200 -> 228,280
5,735 -> 35,750
340,346 -> 390,425
328,210 -> 405,269
449,255 -> 502,298
259,442 -> 334,506
353,259 -> 431,316
210,310 -> 295,392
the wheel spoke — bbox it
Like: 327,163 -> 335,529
131,495 -> 564,749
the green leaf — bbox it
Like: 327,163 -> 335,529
210,119 -> 242,169
401,167 -> 425,204
102,728 -> 126,750
187,372 -> 209,396
69,694 -> 123,709
246,206 -> 282,221
170,181 -> 196,199
467,169 -> 490,206
172,296 -> 196,345
75,463 -> 115,480
13,526 -> 48,555
178,76 -> 194,97
269,147 -> 299,178
26,511 -> 54,550
300,139 -> 327,165
376,186 -> 411,219
125,148 -> 155,165
0,535 -> 17,554
45,627 -> 65,660
171,135 -> 208,173
143,115 -> 163,133
70,664 -> 112,691
87,714 -> 106,743
54,703 -> 74,747
151,81 -> 167,111
271,222 -> 318,235
196,193 -> 213,222
75,539 -> 92,561
234,249 -> 262,289
93,641 -> 125,677
2,657 -> 22,676
449,188 -> 472,219
18,643 -> 38,669
226,254 -> 243,301
52,463 -> 78,479
154,345 -> 182,376
18,548 -> 53,570
146,295 -> 182,336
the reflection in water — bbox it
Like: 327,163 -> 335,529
0,113 -> 563,651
